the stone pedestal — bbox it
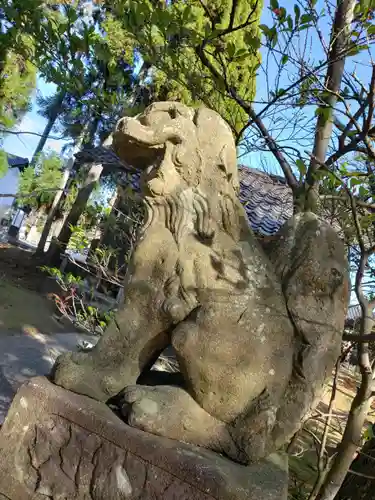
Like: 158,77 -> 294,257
0,377 -> 289,500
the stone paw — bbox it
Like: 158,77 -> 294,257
52,351 -> 110,402
122,385 -> 184,438
121,385 -> 235,457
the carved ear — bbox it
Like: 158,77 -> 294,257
194,107 -> 239,193
218,144 -> 240,193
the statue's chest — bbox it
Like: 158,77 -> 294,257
178,238 -> 254,296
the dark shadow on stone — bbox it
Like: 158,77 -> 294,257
137,369 -> 185,388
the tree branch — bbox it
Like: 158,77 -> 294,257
343,333 -> 375,342
1,129 -> 66,141
195,41 -> 299,192
246,108 -> 300,191
320,195 -> 375,211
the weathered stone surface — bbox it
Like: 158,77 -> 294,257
0,377 -> 288,500
51,101 -> 349,465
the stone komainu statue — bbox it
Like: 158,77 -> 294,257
53,102 -> 349,464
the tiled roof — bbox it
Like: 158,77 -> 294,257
238,166 -> 293,236
6,154 -> 29,169
75,147 -> 135,173
346,305 -> 362,322
346,302 -> 375,324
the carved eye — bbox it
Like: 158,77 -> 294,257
330,268 -> 343,288
172,148 -> 184,169
169,108 -> 178,119
331,268 -> 341,278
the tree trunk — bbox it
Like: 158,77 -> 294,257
316,248 -> 374,500
46,162 -> 103,267
86,116 -> 100,147
315,393 -> 373,500
34,159 -> 73,254
35,123 -> 91,255
335,435 -> 375,499
30,91 -> 65,166
45,125 -> 111,265
99,189 -> 137,273
304,0 -> 356,212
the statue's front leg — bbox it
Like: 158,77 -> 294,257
52,227 -> 180,401
52,286 -> 171,401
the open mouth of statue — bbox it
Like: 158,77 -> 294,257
114,114 -> 183,165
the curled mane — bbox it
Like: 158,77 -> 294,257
140,188 -> 240,246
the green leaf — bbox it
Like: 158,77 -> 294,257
58,21 -> 68,35
260,24 -> 271,37
234,48 -> 249,61
0,151 -> 9,178
294,4 -> 301,22
281,54 -> 289,65
300,13 -> 314,24
359,186 -> 369,197
270,0 -> 279,9
287,15 -> 293,31
315,106 -> 331,123
296,159 -> 306,176
278,7 -> 287,22
325,171 -> 339,186
350,177 -> 362,187
363,423 -> 375,441
182,4 -> 193,23
345,171 -> 366,177
339,163 -> 348,174
244,32 -> 261,50
313,169 -> 326,181
269,26 -> 278,47
347,44 -> 369,56
227,41 -> 236,59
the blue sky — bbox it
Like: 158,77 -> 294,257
3,76 -> 70,161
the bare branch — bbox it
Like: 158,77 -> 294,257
195,40 -> 299,191
308,357 -> 341,500
365,64 -> 375,133
320,195 -> 375,211
343,333 -> 375,342
1,129 -> 66,141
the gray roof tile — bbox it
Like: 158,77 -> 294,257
238,167 -> 293,236
6,154 -> 29,169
